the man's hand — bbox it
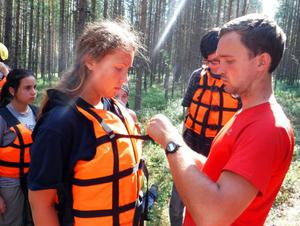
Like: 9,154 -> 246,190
0,195 -> 6,214
146,114 -> 184,149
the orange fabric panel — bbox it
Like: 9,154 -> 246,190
0,123 -> 32,178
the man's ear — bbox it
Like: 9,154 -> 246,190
84,55 -> 96,71
8,87 -> 15,96
257,52 -> 271,72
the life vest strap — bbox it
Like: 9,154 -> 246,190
186,113 -> 221,130
72,200 -> 136,218
8,143 -> 32,148
96,133 -> 152,146
72,162 -> 142,186
0,159 -> 30,167
190,100 -> 240,112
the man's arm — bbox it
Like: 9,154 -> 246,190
147,114 -> 258,225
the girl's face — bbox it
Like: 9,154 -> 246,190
11,76 -> 37,105
85,49 -> 134,99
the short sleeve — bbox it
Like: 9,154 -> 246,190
223,122 -> 281,194
28,128 -> 71,190
28,106 -> 77,190
28,106 -> 97,191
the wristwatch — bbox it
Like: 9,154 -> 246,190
165,141 -> 181,155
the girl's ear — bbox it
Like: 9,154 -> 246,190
8,86 -> 15,96
84,55 -> 96,71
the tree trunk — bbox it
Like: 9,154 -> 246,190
134,0 -> 147,112
28,0 -> 34,70
227,0 -> 233,21
34,1 -> 41,75
59,0 -> 67,75
236,0 -> 240,17
41,1 -> 46,83
216,0 -> 222,26
4,0 -> 13,65
91,0 -> 96,21
14,0 -> 21,68
242,0 -> 248,15
22,0 -> 28,68
75,0 -> 88,41
113,0 -> 118,18
103,0 -> 108,18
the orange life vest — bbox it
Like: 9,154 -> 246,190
0,76 -> 6,94
0,108 -> 32,178
185,68 -> 241,138
72,100 -> 144,226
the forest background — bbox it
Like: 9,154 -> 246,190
0,0 -> 299,225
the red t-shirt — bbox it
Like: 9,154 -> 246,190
184,101 -> 294,226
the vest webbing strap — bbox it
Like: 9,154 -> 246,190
95,134 -> 151,146
186,115 -> 221,130
72,201 -> 136,218
0,160 -> 30,167
13,125 -> 26,178
190,99 -> 240,112
217,86 -> 224,132
72,161 -> 142,186
190,73 -> 208,131
8,143 -> 32,148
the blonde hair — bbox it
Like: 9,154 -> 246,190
39,20 -> 140,118
57,20 -> 140,97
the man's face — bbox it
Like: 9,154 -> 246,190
205,52 -> 220,75
216,31 -> 258,96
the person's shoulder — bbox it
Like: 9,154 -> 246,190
191,68 -> 202,77
37,105 -> 84,133
239,102 -> 292,136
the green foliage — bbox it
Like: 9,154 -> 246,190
275,81 -> 300,145
273,147 -> 300,208
34,74 -> 60,105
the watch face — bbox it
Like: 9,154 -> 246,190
168,142 -> 177,152
166,141 -> 180,154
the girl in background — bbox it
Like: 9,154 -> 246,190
0,69 -> 37,226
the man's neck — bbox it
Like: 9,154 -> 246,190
240,75 -> 274,110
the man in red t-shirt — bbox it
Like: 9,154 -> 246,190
146,13 -> 294,226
